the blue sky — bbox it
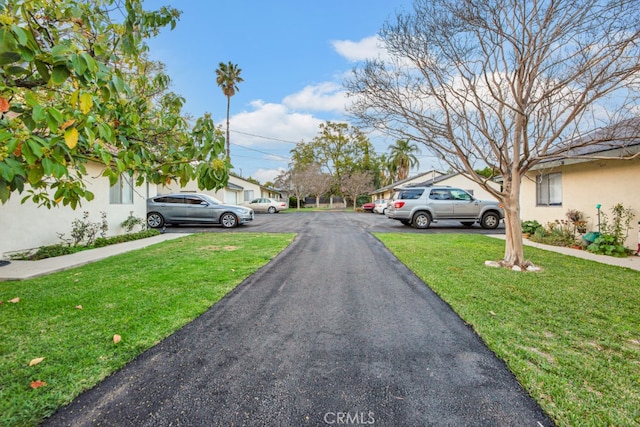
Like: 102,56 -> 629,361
143,0 -> 437,183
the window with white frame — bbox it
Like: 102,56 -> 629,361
109,174 -> 134,204
536,172 -> 562,206
243,190 -> 254,201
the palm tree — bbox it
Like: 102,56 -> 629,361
215,61 -> 244,161
388,139 -> 420,181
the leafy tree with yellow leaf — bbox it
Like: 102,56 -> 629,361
0,0 -> 229,208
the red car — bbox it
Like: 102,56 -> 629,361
362,201 -> 376,212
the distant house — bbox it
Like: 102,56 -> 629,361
370,170 -> 445,201
371,170 -> 500,202
520,122 -> 640,250
0,162 -> 155,258
159,174 -> 283,205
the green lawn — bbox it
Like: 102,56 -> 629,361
0,232 -> 295,426
2,232 -> 638,426
375,233 -> 640,427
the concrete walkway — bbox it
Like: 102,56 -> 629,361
488,235 -> 640,271
0,233 -> 187,281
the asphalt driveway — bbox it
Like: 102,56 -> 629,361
45,212 -> 551,426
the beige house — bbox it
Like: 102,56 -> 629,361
159,174 -> 282,205
0,162 -> 155,258
370,170 -> 444,201
520,139 -> 640,250
371,170 -> 501,202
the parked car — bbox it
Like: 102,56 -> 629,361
146,193 -> 254,228
362,201 -> 376,212
385,186 -> 503,229
373,199 -> 389,214
242,197 -> 288,213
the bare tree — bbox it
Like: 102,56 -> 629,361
275,166 -> 318,210
346,0 -> 640,267
305,164 -> 334,208
341,171 -> 374,210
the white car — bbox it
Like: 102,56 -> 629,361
243,197 -> 288,213
373,199 -> 389,214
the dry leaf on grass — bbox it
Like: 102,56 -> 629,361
9,297 -> 20,303
113,334 -> 121,344
29,357 -> 45,367
30,380 -> 47,389
75,305 -> 83,310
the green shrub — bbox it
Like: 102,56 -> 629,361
15,244 -> 84,261
94,229 -> 160,247
587,234 -> 630,257
121,211 -> 146,233
586,202 -> 634,257
528,220 -> 577,247
10,230 -> 161,260
521,220 -> 542,234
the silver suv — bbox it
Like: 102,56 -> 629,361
385,186 -> 503,229
147,193 -> 254,228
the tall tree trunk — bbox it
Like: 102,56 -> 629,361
225,96 -> 231,161
315,196 -> 320,208
501,172 -> 526,267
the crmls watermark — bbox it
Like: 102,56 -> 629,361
323,411 -> 375,425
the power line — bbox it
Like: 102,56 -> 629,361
230,143 -> 290,161
230,129 -> 300,145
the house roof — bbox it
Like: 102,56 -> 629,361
370,170 -> 444,195
403,172 -> 460,187
227,182 -> 243,191
534,118 -> 640,169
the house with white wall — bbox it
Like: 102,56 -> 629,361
370,170 -> 445,201
159,174 -> 282,205
0,162 -> 155,258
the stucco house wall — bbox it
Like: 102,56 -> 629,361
370,170 -> 445,200
160,174 -> 285,205
0,162 -> 154,258
428,173 -> 500,201
159,175 -> 265,204
521,157 -> 640,250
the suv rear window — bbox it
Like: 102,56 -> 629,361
396,189 -> 424,200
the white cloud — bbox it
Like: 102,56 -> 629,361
252,167 -> 285,184
283,82 -> 347,112
331,35 -> 390,62
230,100 -> 323,148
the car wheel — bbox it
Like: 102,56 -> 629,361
412,212 -> 431,229
461,221 -> 474,227
147,212 -> 165,228
220,212 -> 238,228
267,206 -> 276,214
382,208 -> 387,215
480,212 -> 500,229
